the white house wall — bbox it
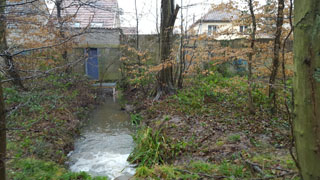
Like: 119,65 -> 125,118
192,22 -> 247,40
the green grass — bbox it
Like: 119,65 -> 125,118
8,158 -> 108,180
131,113 -> 143,125
228,134 -> 241,143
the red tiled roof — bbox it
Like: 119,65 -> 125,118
53,0 -> 120,28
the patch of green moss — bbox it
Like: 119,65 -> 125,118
8,158 -> 108,180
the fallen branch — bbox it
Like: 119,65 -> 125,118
175,168 -> 228,179
250,171 -> 296,180
5,96 -> 32,117
245,160 -> 264,175
244,159 -> 292,173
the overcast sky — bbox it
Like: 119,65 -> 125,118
47,0 -> 267,34
118,0 -> 268,34
118,0 -> 220,34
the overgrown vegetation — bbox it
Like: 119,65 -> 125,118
125,67 -> 298,179
1,0 -> 313,178
4,74 -> 105,179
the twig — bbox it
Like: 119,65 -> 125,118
0,0 -> 38,7
5,98 -> 31,117
1,56 -> 86,83
199,130 -> 215,143
0,29 -> 88,57
242,156 -> 295,176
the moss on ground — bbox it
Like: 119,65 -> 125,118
8,158 -> 108,180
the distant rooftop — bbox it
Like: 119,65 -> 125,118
189,9 -> 240,30
121,27 -> 137,35
52,0 -> 120,29
202,10 -> 239,22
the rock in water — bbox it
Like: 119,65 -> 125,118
114,175 -> 133,180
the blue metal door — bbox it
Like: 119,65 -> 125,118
86,48 -> 99,80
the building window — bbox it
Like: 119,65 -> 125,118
208,25 -> 217,35
74,22 -> 80,27
240,25 -> 248,33
90,22 -> 103,28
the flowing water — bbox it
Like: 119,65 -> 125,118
68,97 -> 135,179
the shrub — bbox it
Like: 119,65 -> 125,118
128,127 -> 185,167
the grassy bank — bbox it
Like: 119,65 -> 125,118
4,74 -> 107,179
125,72 -> 299,179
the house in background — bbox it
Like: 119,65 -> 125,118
189,10 -> 248,40
52,0 -> 122,81
188,9 -> 250,74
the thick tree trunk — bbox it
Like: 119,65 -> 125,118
247,0 -> 256,114
0,81 -> 5,180
0,0 -> 7,178
269,0 -> 284,111
157,0 -> 179,95
293,0 -> 320,179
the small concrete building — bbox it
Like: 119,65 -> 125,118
53,0 -> 122,81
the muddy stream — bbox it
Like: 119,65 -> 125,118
67,97 -> 135,179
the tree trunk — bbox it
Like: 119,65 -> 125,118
0,81 -> 5,180
0,0 -> 7,178
269,0 -> 284,112
0,0 -> 25,90
134,0 -> 141,65
293,0 -> 320,179
4,55 -> 26,90
135,0 -> 139,51
247,0 -> 256,114
177,0 -> 184,89
56,0 -> 70,73
157,0 -> 179,95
